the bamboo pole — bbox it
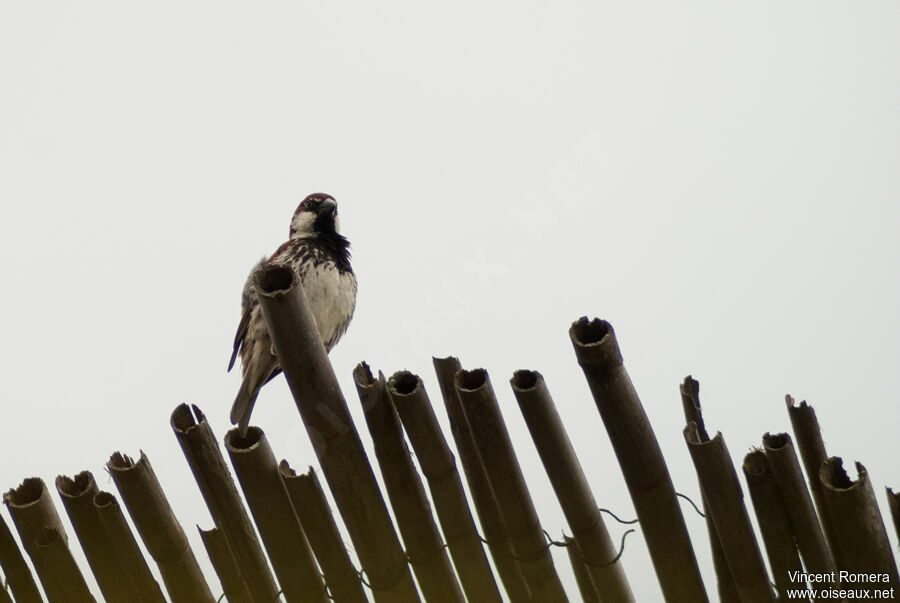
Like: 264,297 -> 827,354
511,369 -> 634,602
171,403 -> 278,602
3,478 -> 94,603
92,491 -> 166,602
252,263 -> 419,603
354,364 -> 465,603
433,356 -> 531,603
199,526 -> 253,603
0,512 -> 42,603
56,471 -> 141,602
888,488 -> 900,546
819,458 -> 900,588
225,427 -> 327,603
742,450 -> 805,600
569,317 -> 707,602
680,377 -> 740,603
388,369 -> 503,603
107,451 -> 215,603
785,396 -> 844,567
279,463 -> 368,603
455,368 -> 569,602
685,426 -> 774,602
762,433 -> 836,585
563,536 -> 599,603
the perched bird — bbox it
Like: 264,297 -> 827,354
228,193 -> 357,435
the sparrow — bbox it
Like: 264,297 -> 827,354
228,193 -> 357,435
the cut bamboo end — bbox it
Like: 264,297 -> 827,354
568,317 -> 623,370
742,449 -> 804,599
570,317 -> 707,602
171,403 -> 279,602
106,451 -> 215,603
224,426 -> 328,603
819,458 -> 900,586
4,478 -> 94,602
762,432 -> 836,579
455,367 -> 568,603
685,430 -> 774,602
511,368 -> 634,603
389,369 -> 504,603
279,462 -> 368,603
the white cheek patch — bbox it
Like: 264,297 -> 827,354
291,212 -> 317,235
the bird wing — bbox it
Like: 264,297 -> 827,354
227,305 -> 252,372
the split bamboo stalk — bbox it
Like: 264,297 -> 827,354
56,471 -> 142,602
818,458 -> 900,588
433,356 -> 531,603
354,364 -> 465,603
0,512 -> 42,603
888,488 -> 900,545
455,368 -> 569,602
388,370 -> 503,603
680,377 -> 740,603
171,403 -> 278,602
92,491 -> 166,602
252,263 -> 418,603
742,450 -> 804,600
107,451 -> 215,603
279,463 -> 368,603
685,426 -> 774,602
225,426 -> 327,603
511,369 -> 634,602
762,433 -> 836,585
199,526 -> 253,603
785,396 -> 843,566
569,317 -> 707,602
3,478 -> 94,603
563,536 -> 599,603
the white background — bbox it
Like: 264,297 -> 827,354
1,2 -> 898,601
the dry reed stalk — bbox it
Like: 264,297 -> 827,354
0,512 -> 42,603
199,526 -> 253,603
107,451 -> 214,603
171,403 -> 278,602
354,365 -> 464,603
563,536 -> 599,603
388,370 -> 503,603
819,458 -> 900,588
511,369 -> 634,603
279,463 -> 368,603
3,478 -> 94,602
685,427 -> 774,602
225,427 -> 327,603
56,471 -> 142,602
569,317 -> 707,602
742,450 -> 804,600
680,377 -> 740,603
762,433 -> 836,585
253,263 -> 418,603
455,368 -> 569,602
888,488 -> 900,546
433,356 -> 531,603
92,491 -> 166,602
785,396 -> 844,566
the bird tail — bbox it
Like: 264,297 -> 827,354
230,376 -> 261,437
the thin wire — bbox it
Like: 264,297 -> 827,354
676,492 -> 706,518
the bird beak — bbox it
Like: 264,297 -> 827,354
318,198 -> 337,216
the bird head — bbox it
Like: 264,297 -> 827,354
289,193 -> 340,238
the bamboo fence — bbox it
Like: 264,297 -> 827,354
1,263 -> 897,602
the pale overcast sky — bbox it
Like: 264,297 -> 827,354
1,2 -> 898,601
